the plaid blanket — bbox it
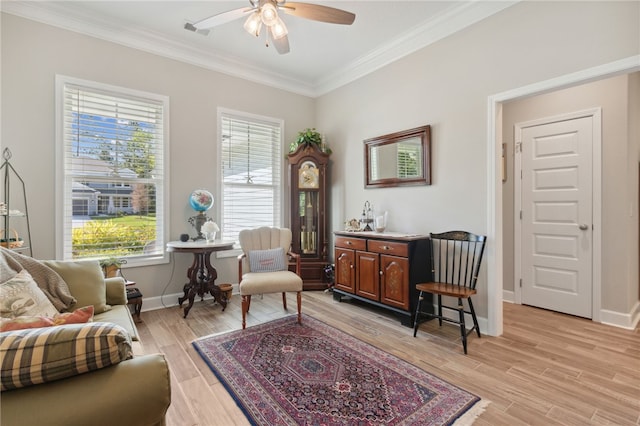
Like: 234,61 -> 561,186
0,247 -> 75,312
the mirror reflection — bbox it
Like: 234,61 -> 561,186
364,125 -> 431,188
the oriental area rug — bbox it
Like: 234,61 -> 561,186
193,314 -> 487,426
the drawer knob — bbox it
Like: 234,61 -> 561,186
383,245 -> 391,250
346,241 -> 352,245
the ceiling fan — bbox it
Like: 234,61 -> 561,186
186,0 -> 356,54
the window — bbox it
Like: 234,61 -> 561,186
56,76 -> 169,265
219,109 -> 283,246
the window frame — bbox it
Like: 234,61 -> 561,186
55,75 -> 170,266
217,107 -> 286,258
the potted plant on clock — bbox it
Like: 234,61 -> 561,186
290,128 -> 332,154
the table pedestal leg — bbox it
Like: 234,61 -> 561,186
177,251 -> 228,318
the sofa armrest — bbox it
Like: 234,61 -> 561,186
1,354 -> 171,426
105,277 -> 127,305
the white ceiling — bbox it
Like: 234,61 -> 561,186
2,1 -> 516,96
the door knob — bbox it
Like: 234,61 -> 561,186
579,224 -> 589,231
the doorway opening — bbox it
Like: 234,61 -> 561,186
486,55 -> 640,336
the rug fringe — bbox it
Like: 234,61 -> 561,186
453,400 -> 490,426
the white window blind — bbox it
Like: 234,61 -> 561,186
220,111 -> 283,244
397,142 -> 421,178
56,76 -> 168,264
370,147 -> 379,181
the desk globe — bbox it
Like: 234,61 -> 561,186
190,189 -> 213,212
188,189 -> 214,240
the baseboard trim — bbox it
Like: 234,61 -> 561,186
599,301 -> 640,330
140,283 -> 240,312
140,287 -> 637,332
502,290 -> 515,303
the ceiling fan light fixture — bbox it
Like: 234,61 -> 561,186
271,16 -> 288,40
243,11 -> 263,36
260,2 -> 278,26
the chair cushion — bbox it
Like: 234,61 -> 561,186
240,270 -> 302,295
0,270 -> 59,318
0,322 -> 133,391
44,260 -> 111,314
248,247 -> 286,272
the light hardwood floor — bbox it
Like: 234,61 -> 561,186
136,291 -> 640,425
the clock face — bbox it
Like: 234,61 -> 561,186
299,161 -> 319,189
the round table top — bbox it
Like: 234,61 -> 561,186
166,239 -> 235,253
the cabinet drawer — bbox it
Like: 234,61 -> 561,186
367,240 -> 409,257
335,236 -> 366,250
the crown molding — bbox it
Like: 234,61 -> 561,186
314,1 -> 519,96
2,1 -> 518,98
1,1 -> 317,96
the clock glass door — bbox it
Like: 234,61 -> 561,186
298,190 -> 318,255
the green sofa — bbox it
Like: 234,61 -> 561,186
0,260 -> 171,426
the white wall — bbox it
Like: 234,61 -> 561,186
1,13 -> 316,299
316,1 -> 640,322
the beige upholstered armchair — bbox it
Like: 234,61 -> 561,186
237,227 -> 303,329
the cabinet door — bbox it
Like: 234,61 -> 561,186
335,248 -> 356,293
356,251 -> 380,301
380,254 -> 409,310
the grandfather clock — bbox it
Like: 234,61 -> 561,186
288,143 -> 330,290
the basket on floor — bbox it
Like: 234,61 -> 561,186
219,283 -> 233,301
0,228 -> 24,249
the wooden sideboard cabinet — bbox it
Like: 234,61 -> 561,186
333,231 -> 433,326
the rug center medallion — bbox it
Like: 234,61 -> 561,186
284,350 -> 341,383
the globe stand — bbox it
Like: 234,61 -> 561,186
187,189 -> 215,241
188,211 -> 212,241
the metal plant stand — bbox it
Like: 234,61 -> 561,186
1,148 -> 32,256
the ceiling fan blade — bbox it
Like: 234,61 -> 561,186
271,32 -> 290,55
281,2 -> 355,25
193,7 -> 254,30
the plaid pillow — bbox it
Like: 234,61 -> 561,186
248,248 -> 286,273
0,322 -> 132,391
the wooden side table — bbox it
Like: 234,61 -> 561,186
166,240 -> 235,318
125,281 -> 143,323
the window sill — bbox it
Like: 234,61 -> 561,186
216,246 -> 242,259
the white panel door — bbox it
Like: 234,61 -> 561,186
520,116 -> 593,318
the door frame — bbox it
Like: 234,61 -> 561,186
486,55 -> 640,336
513,109 -> 602,316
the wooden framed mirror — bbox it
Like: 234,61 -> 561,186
364,125 -> 431,188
